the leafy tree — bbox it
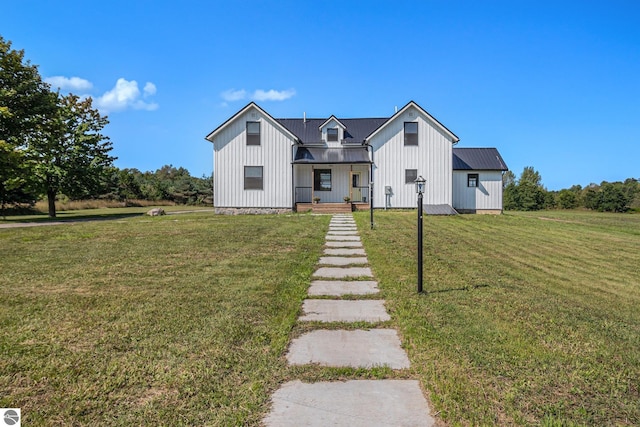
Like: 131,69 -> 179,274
556,189 -> 578,209
504,166 -> 547,211
0,35 -> 57,207
502,170 -> 516,189
31,93 -> 115,217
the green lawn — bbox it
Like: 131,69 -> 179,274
356,210 -> 640,426
2,209 -> 639,426
0,212 -> 328,425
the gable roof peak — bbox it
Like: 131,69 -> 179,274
319,115 -> 347,130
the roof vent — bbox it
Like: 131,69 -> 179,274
303,112 -> 306,124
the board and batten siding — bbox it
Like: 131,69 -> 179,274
213,106 -> 294,208
369,106 -> 453,208
452,171 -> 503,212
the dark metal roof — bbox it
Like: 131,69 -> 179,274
293,147 -> 371,164
277,118 -> 388,144
424,204 -> 459,215
453,148 -> 508,171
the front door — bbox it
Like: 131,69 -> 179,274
350,172 -> 362,202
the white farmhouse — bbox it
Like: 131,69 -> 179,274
205,101 -> 507,214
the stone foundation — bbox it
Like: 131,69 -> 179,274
215,207 -> 292,215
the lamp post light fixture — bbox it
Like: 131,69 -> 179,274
415,175 -> 426,293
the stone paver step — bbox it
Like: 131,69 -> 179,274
325,241 -> 363,248
327,231 -> 359,236
308,280 -> 378,296
264,380 -> 435,427
313,267 -> 372,278
299,299 -> 390,322
286,329 -> 410,368
323,248 -> 366,256
325,235 -> 360,241
318,256 -> 368,266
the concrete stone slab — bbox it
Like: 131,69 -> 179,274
327,230 -> 359,236
324,248 -> 366,256
329,227 -> 357,231
313,267 -> 372,278
325,241 -> 363,248
308,280 -> 379,296
318,257 -> 368,266
264,380 -> 435,427
326,235 -> 360,241
287,329 -> 410,368
299,299 -> 390,322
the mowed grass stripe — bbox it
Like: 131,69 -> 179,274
355,210 -> 639,426
0,212 -> 329,426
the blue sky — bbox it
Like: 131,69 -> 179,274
2,0 -> 638,190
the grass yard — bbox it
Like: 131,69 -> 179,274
355,210 -> 640,426
0,212 -> 329,425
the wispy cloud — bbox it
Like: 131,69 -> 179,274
221,89 -> 247,102
94,78 -> 158,113
45,76 -> 93,92
220,88 -> 296,104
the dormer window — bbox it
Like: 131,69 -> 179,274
327,128 -> 338,142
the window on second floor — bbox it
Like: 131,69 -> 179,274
404,122 -> 418,146
327,128 -> 338,142
468,173 -> 479,188
247,121 -> 260,146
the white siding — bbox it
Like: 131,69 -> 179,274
452,171 -> 503,211
213,106 -> 294,208
370,106 -> 453,208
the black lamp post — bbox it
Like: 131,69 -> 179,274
415,175 -> 426,293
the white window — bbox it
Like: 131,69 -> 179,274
247,121 -> 260,146
404,122 -> 418,146
327,128 -> 338,142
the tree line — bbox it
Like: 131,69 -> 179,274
504,167 -> 640,213
1,35 -> 211,217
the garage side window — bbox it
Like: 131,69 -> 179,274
467,173 -> 478,187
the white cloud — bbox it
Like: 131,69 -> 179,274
143,82 -> 157,97
252,88 -> 296,101
221,89 -> 247,102
45,76 -> 93,92
94,78 -> 158,113
220,88 -> 296,104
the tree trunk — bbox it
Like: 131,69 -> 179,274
47,188 -> 57,218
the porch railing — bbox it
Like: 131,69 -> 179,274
295,187 -> 312,203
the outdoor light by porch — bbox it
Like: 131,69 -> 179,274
415,176 -> 426,293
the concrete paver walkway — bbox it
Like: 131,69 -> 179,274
264,380 -> 435,427
299,299 -> 390,323
264,214 -> 435,426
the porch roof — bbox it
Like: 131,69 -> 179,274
293,147 -> 371,164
